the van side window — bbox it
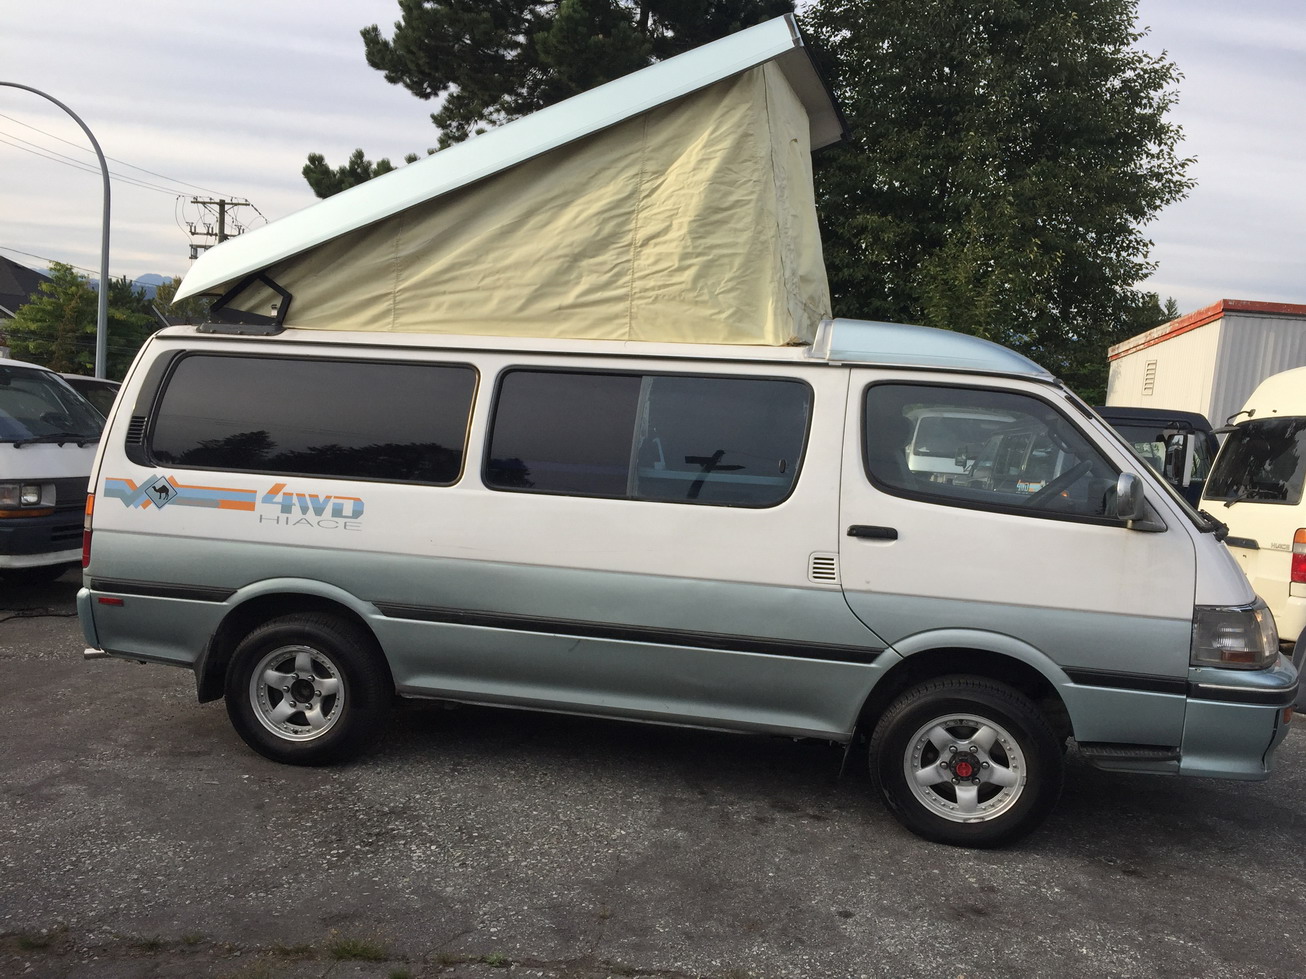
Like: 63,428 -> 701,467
486,370 -> 810,506
864,383 -> 1118,520
149,355 -> 476,484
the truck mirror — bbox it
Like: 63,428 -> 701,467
1161,433 -> 1196,488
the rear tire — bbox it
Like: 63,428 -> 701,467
869,675 -> 1063,847
224,613 -> 391,765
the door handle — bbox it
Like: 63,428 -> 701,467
847,525 -> 898,540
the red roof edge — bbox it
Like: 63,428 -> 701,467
1108,299 -> 1306,361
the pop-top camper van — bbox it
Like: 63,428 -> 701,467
78,17 -> 1296,847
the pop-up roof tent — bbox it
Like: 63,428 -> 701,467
176,15 -> 846,346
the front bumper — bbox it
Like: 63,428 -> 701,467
0,506 -> 82,569
1179,655 -> 1298,779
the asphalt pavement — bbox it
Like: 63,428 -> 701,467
2,572 -> 1304,978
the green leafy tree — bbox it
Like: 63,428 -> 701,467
807,0 -> 1194,401
5,262 -> 96,374
6,263 -> 163,379
104,276 -> 159,378
303,0 -> 793,197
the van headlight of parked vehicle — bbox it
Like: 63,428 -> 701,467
0,481 -> 55,516
1191,600 -> 1279,669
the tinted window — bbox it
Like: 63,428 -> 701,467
150,355 -> 476,483
865,384 -> 1119,520
1205,418 -> 1306,505
486,370 -> 810,506
486,371 -> 641,495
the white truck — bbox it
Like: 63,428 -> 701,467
1200,366 -> 1306,703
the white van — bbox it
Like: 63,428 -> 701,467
77,319 -> 1297,847
1200,366 -> 1306,702
1,359 -> 102,581
904,408 -> 1014,482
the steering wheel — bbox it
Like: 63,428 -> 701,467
1026,460 -> 1093,507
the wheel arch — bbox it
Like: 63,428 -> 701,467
860,633 -> 1075,743
196,581 -> 386,703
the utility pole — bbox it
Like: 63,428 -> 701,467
188,198 -> 252,259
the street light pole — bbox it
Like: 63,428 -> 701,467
0,82 -> 110,378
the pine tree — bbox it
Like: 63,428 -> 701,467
807,0 -> 1193,400
303,0 -> 794,196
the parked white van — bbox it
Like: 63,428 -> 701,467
1200,366 -> 1306,703
1,359 -> 102,581
78,319 -> 1297,846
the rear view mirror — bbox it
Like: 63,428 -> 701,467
1161,432 -> 1196,488
1116,473 -> 1147,523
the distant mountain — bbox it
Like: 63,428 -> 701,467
86,273 -> 174,300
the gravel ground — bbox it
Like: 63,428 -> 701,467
2,574 -> 1304,978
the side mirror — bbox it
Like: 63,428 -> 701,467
1116,472 -> 1148,523
1161,432 -> 1195,488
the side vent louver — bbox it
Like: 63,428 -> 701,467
125,415 -> 147,445
808,552 -> 839,584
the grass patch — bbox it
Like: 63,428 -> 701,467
127,935 -> 166,953
270,942 -> 316,959
328,936 -> 390,962
13,925 -> 67,952
482,951 -> 509,967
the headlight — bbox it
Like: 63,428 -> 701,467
1191,601 -> 1279,670
0,482 -> 54,513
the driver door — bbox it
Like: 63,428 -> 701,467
837,372 -> 1197,744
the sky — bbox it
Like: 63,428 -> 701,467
1,0 -> 1303,318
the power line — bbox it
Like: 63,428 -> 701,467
0,245 -> 99,278
0,246 -> 178,287
0,110 -> 246,200
0,131 -> 191,198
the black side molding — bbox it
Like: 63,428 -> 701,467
90,578 -> 236,603
374,603 -> 884,665
1188,680 -> 1298,707
1063,667 -> 1188,696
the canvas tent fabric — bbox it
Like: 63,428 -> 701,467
222,63 -> 829,346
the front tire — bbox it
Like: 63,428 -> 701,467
869,676 -> 1063,847
224,613 -> 392,765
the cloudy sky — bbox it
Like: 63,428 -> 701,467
2,0 -> 1302,317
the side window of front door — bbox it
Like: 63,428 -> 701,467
864,383 -> 1120,521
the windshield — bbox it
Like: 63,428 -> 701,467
0,364 -> 104,441
1205,417 -> 1306,505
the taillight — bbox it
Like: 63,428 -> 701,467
82,493 -> 95,569
1293,528 -> 1306,585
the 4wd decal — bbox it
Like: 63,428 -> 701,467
105,475 -> 364,530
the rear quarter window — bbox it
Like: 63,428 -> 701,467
148,354 -> 477,484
